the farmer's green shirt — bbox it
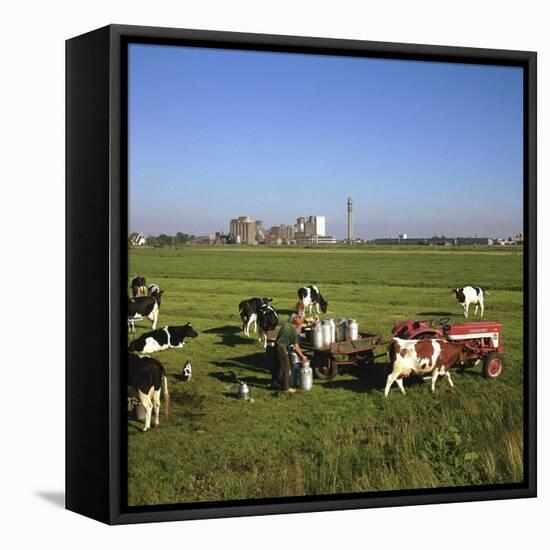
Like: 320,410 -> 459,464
275,322 -> 298,349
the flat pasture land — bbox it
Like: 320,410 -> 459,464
128,245 -> 524,506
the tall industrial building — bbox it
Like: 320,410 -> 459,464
229,216 -> 262,244
347,197 -> 353,243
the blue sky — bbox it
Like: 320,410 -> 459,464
128,44 -> 523,239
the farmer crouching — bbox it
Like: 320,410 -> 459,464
275,315 -> 308,394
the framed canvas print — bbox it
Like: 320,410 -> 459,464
66,24 -> 537,524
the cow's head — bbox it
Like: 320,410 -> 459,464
452,288 -> 465,303
150,287 -> 164,306
319,296 -> 328,313
181,322 -> 198,338
261,297 -> 273,304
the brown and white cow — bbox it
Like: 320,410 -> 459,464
385,337 -> 475,397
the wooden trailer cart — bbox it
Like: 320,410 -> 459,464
267,328 -> 385,380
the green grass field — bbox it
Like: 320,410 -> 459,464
127,245 -> 524,506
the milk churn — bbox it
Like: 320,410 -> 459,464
324,318 -> 336,343
300,361 -> 313,391
237,381 -> 250,400
336,318 -> 347,341
312,322 -> 324,349
288,345 -> 299,366
321,320 -> 332,347
347,318 -> 359,340
290,362 -> 302,387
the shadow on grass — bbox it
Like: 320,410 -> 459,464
209,369 -> 271,389
202,325 -> 253,347
416,311 -> 455,317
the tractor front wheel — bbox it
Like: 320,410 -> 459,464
483,352 -> 505,379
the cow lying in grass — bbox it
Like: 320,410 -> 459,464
128,353 -> 169,431
385,337 -> 476,397
129,323 -> 198,354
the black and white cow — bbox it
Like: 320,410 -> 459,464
131,276 -> 147,297
238,297 -> 272,337
128,296 -> 160,332
128,353 -> 169,431
257,303 -> 279,348
453,286 -> 485,318
129,323 -> 198,354
147,283 -> 164,306
297,285 -> 328,314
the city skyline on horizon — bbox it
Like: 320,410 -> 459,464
128,44 -> 524,240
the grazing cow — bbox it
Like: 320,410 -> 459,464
257,303 -> 279,348
129,323 -> 198,354
128,296 -> 160,332
239,297 -> 272,337
147,283 -> 164,306
297,285 -> 328,314
131,276 -> 147,297
385,337 -> 476,397
453,286 -> 485,318
128,353 -> 169,431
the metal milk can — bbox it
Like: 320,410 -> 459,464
347,318 -> 359,340
238,381 -> 250,400
312,323 -> 324,349
321,319 -> 332,347
324,318 -> 336,343
336,318 -> 347,341
300,361 -> 313,391
290,362 -> 302,387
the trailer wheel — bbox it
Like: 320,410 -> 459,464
312,356 -> 338,380
483,352 -> 505,379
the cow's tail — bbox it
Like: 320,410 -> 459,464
162,370 -> 170,422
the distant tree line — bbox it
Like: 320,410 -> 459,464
145,232 -> 196,247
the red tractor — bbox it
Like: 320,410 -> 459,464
391,317 -> 505,379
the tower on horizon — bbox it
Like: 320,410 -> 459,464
347,197 -> 353,244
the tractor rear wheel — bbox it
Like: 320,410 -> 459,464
483,352 -> 505,379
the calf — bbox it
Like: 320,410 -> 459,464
131,276 -> 147,297
128,353 -> 169,431
129,323 -> 198,354
298,285 -> 328,314
257,303 -> 279,348
385,337 -> 475,397
239,297 -> 272,337
128,295 -> 160,332
453,286 -> 485,318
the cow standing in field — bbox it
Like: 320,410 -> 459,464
128,295 -> 160,332
385,337 -> 476,397
453,286 -> 485,318
257,303 -> 279,348
129,323 -> 198,354
239,297 -> 272,337
131,276 -> 147,297
297,285 -> 328,315
128,353 -> 169,431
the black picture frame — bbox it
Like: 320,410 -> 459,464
66,24 -> 537,525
